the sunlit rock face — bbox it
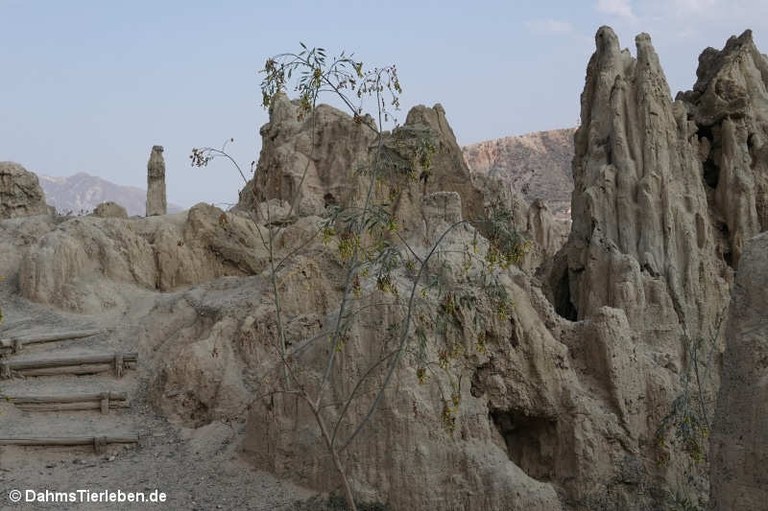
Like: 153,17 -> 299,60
678,29 -> 768,266
5,26 -> 768,511
0,161 -> 51,219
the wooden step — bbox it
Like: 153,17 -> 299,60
0,329 -> 104,355
0,434 -> 139,453
0,352 -> 137,379
3,392 -> 128,413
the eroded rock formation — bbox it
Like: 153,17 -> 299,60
92,201 -> 128,219
18,204 -> 268,312
0,162 -> 51,219
545,26 -> 741,506
146,145 -> 167,217
678,29 -> 768,266
238,95 -> 490,233
551,27 -> 730,336
3,25 -> 768,511
710,232 -> 768,509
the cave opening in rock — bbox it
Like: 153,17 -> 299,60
697,124 -> 720,189
553,268 -> 579,321
490,409 -> 559,482
717,222 -> 735,268
703,156 -> 720,188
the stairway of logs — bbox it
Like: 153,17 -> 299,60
0,327 -> 140,454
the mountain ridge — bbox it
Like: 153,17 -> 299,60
462,127 -> 575,219
38,172 -> 182,216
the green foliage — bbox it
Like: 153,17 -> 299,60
194,42 -> 531,510
663,489 -> 705,511
262,44 -> 400,124
655,392 -> 710,465
478,202 -> 531,269
655,308 -> 725,468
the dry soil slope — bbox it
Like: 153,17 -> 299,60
463,128 -> 575,217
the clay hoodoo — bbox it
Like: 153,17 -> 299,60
0,162 -> 51,219
237,94 -> 489,233
678,29 -> 768,266
146,145 -> 167,217
4,25 -> 768,511
550,27 -> 730,337
542,26 -> 746,507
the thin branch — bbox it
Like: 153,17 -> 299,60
339,219 -> 467,452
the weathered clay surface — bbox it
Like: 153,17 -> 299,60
92,201 -> 128,219
4,25 -> 768,511
678,30 -> 768,266
146,145 -> 167,217
145,203 -> 571,510
710,231 -> 768,510
241,96 -> 496,232
237,94 -> 377,218
543,26 -> 745,506
0,162 -> 52,219
551,27 -> 730,334
18,204 -> 269,312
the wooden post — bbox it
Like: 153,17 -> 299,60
114,353 -> 124,378
94,436 -> 107,454
0,352 -> 137,379
100,393 -> 110,414
0,434 -> 139,447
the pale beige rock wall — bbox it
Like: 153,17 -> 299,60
0,162 -> 51,219
710,232 -> 768,510
18,204 -> 268,312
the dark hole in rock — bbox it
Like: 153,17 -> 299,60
717,222 -> 735,268
553,268 -> 578,321
698,124 -> 720,189
470,362 -> 491,398
724,249 -> 733,268
703,157 -> 719,188
324,193 -> 337,208
748,132 -> 758,167
508,316 -> 519,348
490,409 -> 558,482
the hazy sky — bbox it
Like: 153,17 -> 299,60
2,1 -> 767,208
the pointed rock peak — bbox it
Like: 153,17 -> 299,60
635,32 -> 659,65
593,26 -> 623,66
688,29 -> 767,97
725,28 -> 755,51
595,25 -> 620,53
404,103 -> 457,145
266,91 -> 296,124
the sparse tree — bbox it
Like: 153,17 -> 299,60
192,45 -> 528,510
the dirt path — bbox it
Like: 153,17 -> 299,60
0,285 -> 312,510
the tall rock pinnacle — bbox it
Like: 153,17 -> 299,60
146,145 -> 167,217
552,27 -> 728,342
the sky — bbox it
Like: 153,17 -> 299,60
2,0 -> 768,209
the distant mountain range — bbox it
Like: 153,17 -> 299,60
39,172 -> 182,216
463,128 -> 575,218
